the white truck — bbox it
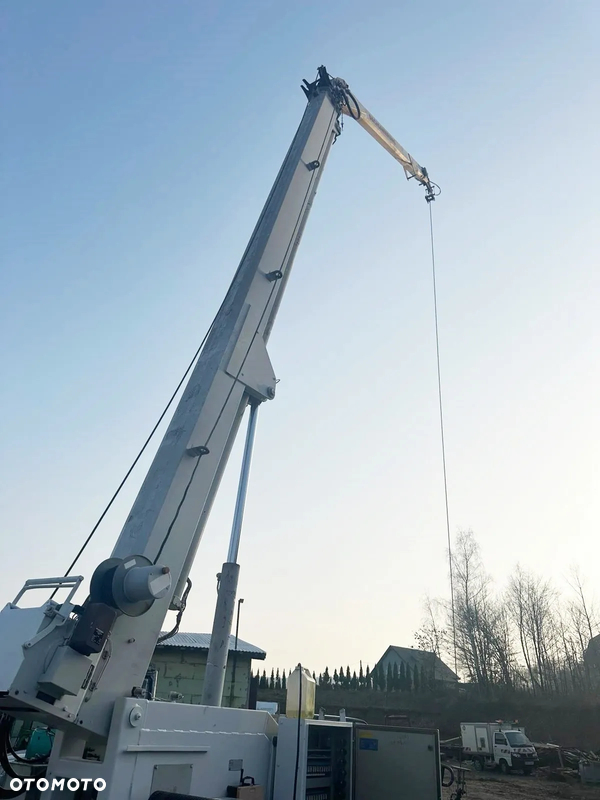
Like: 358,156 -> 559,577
461,722 -> 539,775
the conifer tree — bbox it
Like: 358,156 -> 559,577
275,668 -> 281,690
413,665 -> 420,693
365,665 -> 371,690
359,664 -> 364,688
386,663 -> 393,693
282,669 -> 287,691
351,671 -> 358,690
322,667 -> 331,687
259,670 -> 267,689
400,662 -> 407,691
392,662 -> 399,691
269,668 -> 275,689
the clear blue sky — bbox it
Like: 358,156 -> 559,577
2,1 -> 599,676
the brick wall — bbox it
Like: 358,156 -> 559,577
151,648 -> 252,708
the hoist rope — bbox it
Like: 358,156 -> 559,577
427,200 -> 458,676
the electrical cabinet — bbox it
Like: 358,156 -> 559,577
274,719 -> 441,800
274,719 -> 352,800
354,725 -> 441,799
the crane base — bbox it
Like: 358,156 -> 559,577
41,699 -> 276,799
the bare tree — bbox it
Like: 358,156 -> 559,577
415,596 -> 447,661
450,531 -> 515,691
555,611 -> 586,693
415,596 -> 451,684
507,565 -> 536,690
481,601 -> 516,688
417,534 -> 596,697
568,567 -> 598,642
507,566 -> 560,694
566,567 -> 599,691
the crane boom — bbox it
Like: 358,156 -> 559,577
343,97 -> 433,189
0,66 -> 434,753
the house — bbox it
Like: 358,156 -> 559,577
150,632 -> 266,708
584,634 -> 600,669
375,646 -> 458,686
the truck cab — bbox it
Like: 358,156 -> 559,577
461,722 -> 538,775
492,728 -> 538,774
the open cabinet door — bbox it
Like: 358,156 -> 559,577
354,725 -> 441,799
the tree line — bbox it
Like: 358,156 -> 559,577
256,661 -> 434,693
416,530 -> 599,696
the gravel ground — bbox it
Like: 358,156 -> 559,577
442,768 -> 600,800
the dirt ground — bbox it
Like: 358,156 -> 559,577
442,767 -> 600,799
